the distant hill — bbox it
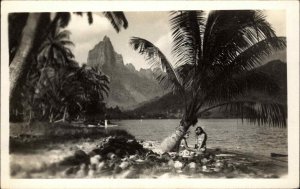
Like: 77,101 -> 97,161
128,59 -> 287,119
87,36 -> 165,109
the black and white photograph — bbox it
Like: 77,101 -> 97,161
1,1 -> 299,188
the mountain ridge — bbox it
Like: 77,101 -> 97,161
87,36 -> 165,109
128,59 -> 287,119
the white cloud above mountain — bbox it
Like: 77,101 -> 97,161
66,11 -> 286,69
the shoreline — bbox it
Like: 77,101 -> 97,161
9,122 -> 288,178
10,137 -> 288,179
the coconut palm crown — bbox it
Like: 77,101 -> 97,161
37,27 -> 75,68
130,10 -> 286,152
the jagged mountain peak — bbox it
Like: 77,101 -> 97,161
86,37 -> 165,109
92,35 -> 113,49
87,35 -> 117,69
103,35 -> 110,41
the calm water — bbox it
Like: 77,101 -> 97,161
113,119 -> 287,157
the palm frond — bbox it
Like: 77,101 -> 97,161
102,12 -> 128,33
87,12 -> 93,24
198,37 -> 286,101
170,11 -> 205,67
112,12 -> 128,29
59,40 -> 75,47
56,30 -> 72,40
200,68 -> 281,109
229,37 -> 286,72
203,10 -> 278,65
130,37 -> 183,93
56,12 -> 71,28
175,63 -> 195,90
198,99 -> 286,127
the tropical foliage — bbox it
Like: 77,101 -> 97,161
130,10 -> 287,152
9,11 -> 127,104
37,28 -> 74,68
12,27 -> 109,123
9,12 -> 126,123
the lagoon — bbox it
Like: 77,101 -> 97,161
113,119 -> 287,157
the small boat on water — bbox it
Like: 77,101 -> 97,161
98,124 -> 118,128
72,119 -> 118,128
87,120 -> 118,128
87,124 -> 118,128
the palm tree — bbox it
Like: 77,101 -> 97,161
37,27 -> 74,68
130,10 -> 287,152
77,65 -> 110,102
9,11 -> 128,102
75,65 -> 110,119
34,63 -> 110,122
10,12 -> 117,123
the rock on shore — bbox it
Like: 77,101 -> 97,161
10,135 -> 287,179
53,136 -> 287,178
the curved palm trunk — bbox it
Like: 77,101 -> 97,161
9,13 -> 41,101
160,117 -> 196,152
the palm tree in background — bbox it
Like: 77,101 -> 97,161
77,65 -> 110,103
35,67 -> 83,122
9,11 -> 128,102
37,28 -> 74,68
130,10 -> 286,152
30,61 -> 110,123
9,11 -> 123,122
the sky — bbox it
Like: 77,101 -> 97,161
66,10 -> 286,70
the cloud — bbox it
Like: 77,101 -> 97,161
264,10 -> 286,36
67,11 -> 285,68
155,31 -> 174,63
66,14 -> 113,63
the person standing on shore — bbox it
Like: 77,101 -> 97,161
195,127 -> 207,152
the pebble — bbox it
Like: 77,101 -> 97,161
174,161 -> 183,169
202,165 -> 208,172
129,155 -> 137,160
119,161 -> 129,170
107,153 -> 116,160
188,162 -> 197,169
168,159 -> 175,167
201,158 -> 209,164
168,152 -> 177,159
88,169 -> 95,177
135,159 -> 145,163
181,149 -> 191,157
215,161 -> 224,168
97,162 -> 105,172
90,155 -> 101,165
76,164 -> 87,177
